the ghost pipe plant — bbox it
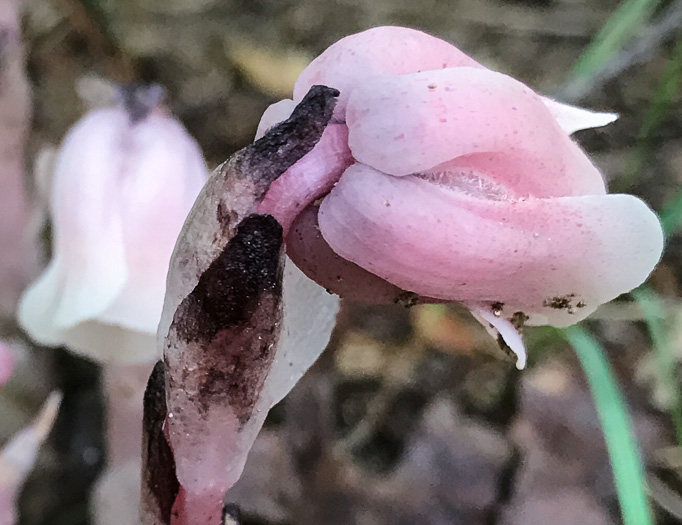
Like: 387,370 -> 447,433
145,27 -> 663,524
18,86 -> 209,365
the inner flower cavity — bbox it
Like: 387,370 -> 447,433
417,167 -> 511,201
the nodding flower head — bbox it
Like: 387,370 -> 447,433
256,26 -> 664,369
19,86 -> 209,364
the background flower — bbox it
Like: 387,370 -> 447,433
18,88 -> 208,364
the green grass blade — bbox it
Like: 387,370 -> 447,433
562,325 -> 654,525
568,0 -> 661,88
633,287 -> 682,448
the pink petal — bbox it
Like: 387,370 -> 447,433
258,123 -> 353,232
19,108 -> 207,364
318,164 -> 663,326
541,97 -> 618,135
345,68 -> 606,198
293,26 -> 482,118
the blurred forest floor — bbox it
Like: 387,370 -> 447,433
4,0 -> 682,523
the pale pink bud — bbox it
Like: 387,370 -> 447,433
257,26 -> 664,368
19,88 -> 209,363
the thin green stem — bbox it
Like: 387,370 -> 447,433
562,325 -> 654,525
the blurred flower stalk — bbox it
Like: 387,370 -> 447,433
0,0 -> 35,317
0,3 -> 59,524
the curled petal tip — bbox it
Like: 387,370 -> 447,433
542,97 -> 619,135
471,305 -> 528,370
1,390 -> 62,482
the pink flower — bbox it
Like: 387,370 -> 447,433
257,26 -> 664,367
18,88 -> 209,363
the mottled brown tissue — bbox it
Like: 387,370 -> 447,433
169,214 -> 285,424
155,87 -> 340,517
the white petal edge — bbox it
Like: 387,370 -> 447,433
259,257 -> 340,408
541,97 -> 618,135
471,306 -> 527,370
255,99 -> 295,140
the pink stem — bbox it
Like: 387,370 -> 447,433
171,486 -> 225,525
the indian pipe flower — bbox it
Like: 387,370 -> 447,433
257,26 -> 664,368
18,86 -> 209,363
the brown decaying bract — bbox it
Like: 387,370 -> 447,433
147,85 -> 339,525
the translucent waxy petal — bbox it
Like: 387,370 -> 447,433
318,163 -> 663,325
160,87 -> 340,523
541,97 -> 618,135
259,258 -> 339,408
470,306 -> 527,370
346,68 -> 606,197
293,26 -> 482,118
19,105 -> 208,364
255,99 -> 295,139
19,110 -> 129,342
99,112 -> 208,333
